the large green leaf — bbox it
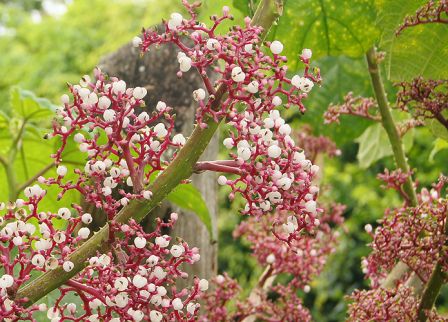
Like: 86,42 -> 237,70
9,86 -> 56,122
355,122 -> 414,168
376,0 -> 448,81
166,183 -> 213,238
429,138 -> 448,162
427,111 -> 448,141
269,0 -> 378,69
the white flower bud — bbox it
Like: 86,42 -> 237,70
132,36 -> 142,48
103,109 -> 116,122
172,133 -> 186,145
61,94 -> 70,104
272,96 -> 282,106
155,236 -> 169,248
270,40 -> 283,54
218,175 -> 227,185
266,254 -> 276,264
134,236 -> 146,249
0,274 -> 14,288
231,66 -> 245,82
149,310 -> 163,322
156,101 -> 167,112
304,200 -> 317,214
206,38 -> 220,50
193,88 -> 206,101
244,43 -> 254,53
172,298 -> 183,310
57,207 -> 71,220
246,80 -> 259,93
31,254 -> 45,267
168,12 -> 183,29
237,146 -> 251,161
153,266 -> 167,279
301,48 -> 312,60
78,227 -> 90,239
223,137 -> 234,149
47,307 -> 60,319
279,124 -> 291,136
112,80 -> 126,95
170,244 -> 185,258
132,274 -> 147,288
53,231 -> 66,244
365,224 -> 373,233
179,56 -> 192,72
80,213 -> 92,225
133,87 -> 147,99
143,190 -> 152,200
115,292 -> 129,308
199,278 -> 209,291
56,165 -> 67,177
268,145 -> 282,158
98,96 -> 111,109
147,255 -> 159,266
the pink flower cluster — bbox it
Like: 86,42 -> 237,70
396,0 -> 448,35
134,1 -> 322,238
362,177 -> 448,287
43,68 -> 184,219
0,194 -> 85,320
137,2 -> 320,127
396,77 -> 448,128
40,216 -> 208,321
324,92 -> 380,124
234,202 -> 344,281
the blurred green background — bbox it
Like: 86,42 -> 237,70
1,0 -> 447,320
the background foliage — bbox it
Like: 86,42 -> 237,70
1,0 -> 448,320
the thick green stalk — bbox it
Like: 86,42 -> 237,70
366,47 -> 418,207
14,0 -> 282,307
366,47 -> 419,290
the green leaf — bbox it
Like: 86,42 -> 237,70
429,138 -> 448,162
9,87 -> 56,122
271,0 -> 378,69
232,0 -> 252,16
166,183 -> 213,239
377,0 -> 448,81
355,123 -> 414,168
428,113 -> 448,141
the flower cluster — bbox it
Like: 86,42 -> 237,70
396,77 -> 448,129
234,202 -> 344,282
198,273 -> 240,322
136,2 -> 320,127
347,284 -> 419,321
396,0 -> 448,35
42,69 -> 184,220
377,168 -> 415,203
361,177 -> 448,287
134,2 -> 321,238
38,215 -> 208,321
0,193 -> 88,320
199,201 -> 344,322
324,92 -> 380,124
295,125 -> 341,163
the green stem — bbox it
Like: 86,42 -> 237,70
14,1 -> 282,307
366,47 -> 418,207
366,47 -> 419,290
